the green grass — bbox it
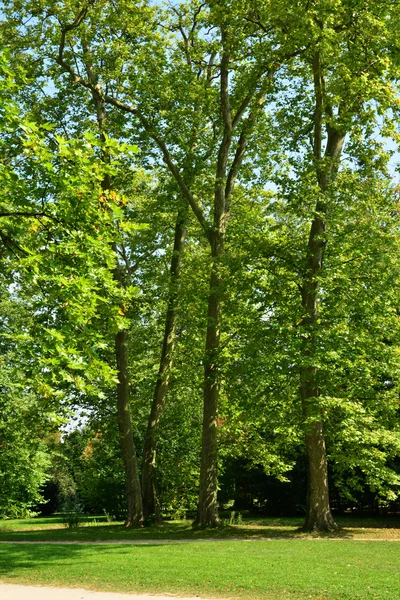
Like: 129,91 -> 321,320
0,515 -> 399,542
0,539 -> 399,599
0,516 -> 399,599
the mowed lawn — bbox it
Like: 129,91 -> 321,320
0,539 -> 399,600
0,516 -> 399,599
0,515 -> 399,541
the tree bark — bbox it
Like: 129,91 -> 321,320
303,419 -> 336,530
299,197 -> 338,531
299,199 -> 335,531
141,208 -> 187,521
195,234 -> 224,527
299,53 -> 345,531
115,328 -> 144,527
194,28 -> 257,526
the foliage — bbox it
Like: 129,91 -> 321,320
0,0 -> 400,525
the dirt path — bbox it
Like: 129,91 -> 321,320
0,583 -> 216,600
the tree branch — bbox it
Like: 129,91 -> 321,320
0,211 -> 54,219
224,129 -> 247,202
312,52 -> 323,163
226,87 -> 270,205
55,7 -> 210,237
219,29 -> 232,136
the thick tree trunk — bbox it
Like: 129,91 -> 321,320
300,359 -> 337,530
299,208 -> 337,531
303,420 -> 337,530
141,209 -> 187,521
115,329 -> 144,527
195,236 -> 223,527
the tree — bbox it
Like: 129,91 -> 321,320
1,0 -> 400,529
0,50 -> 121,516
242,0 -> 400,529
32,0 -> 279,526
0,290 -> 56,518
141,202 -> 188,520
295,1 -> 400,530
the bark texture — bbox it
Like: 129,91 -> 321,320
299,52 -> 345,531
303,419 -> 336,531
115,329 -> 144,527
300,201 -> 338,531
141,209 -> 187,520
195,234 -> 224,527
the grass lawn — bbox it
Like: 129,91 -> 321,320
0,516 -> 398,599
0,514 -> 399,542
0,538 -> 399,599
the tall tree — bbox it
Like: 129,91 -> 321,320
0,49 -> 131,516
249,0 -> 400,530
41,0 -> 277,525
84,45 -> 144,525
299,2 -> 399,531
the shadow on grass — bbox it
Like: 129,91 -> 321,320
0,516 -> 398,543
0,519 -> 303,542
335,516 -> 400,529
0,542 -> 168,583
2,536 -> 400,600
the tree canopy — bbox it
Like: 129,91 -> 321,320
0,0 -> 400,530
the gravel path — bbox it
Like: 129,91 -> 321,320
0,583 -> 215,600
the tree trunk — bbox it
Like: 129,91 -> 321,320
115,328 -> 144,527
299,54 -> 345,531
194,235 -> 223,527
299,206 -> 337,531
300,352 -> 337,530
142,208 -> 187,521
194,34 -> 235,527
303,419 -> 337,531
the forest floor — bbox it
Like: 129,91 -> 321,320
0,516 -> 399,599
